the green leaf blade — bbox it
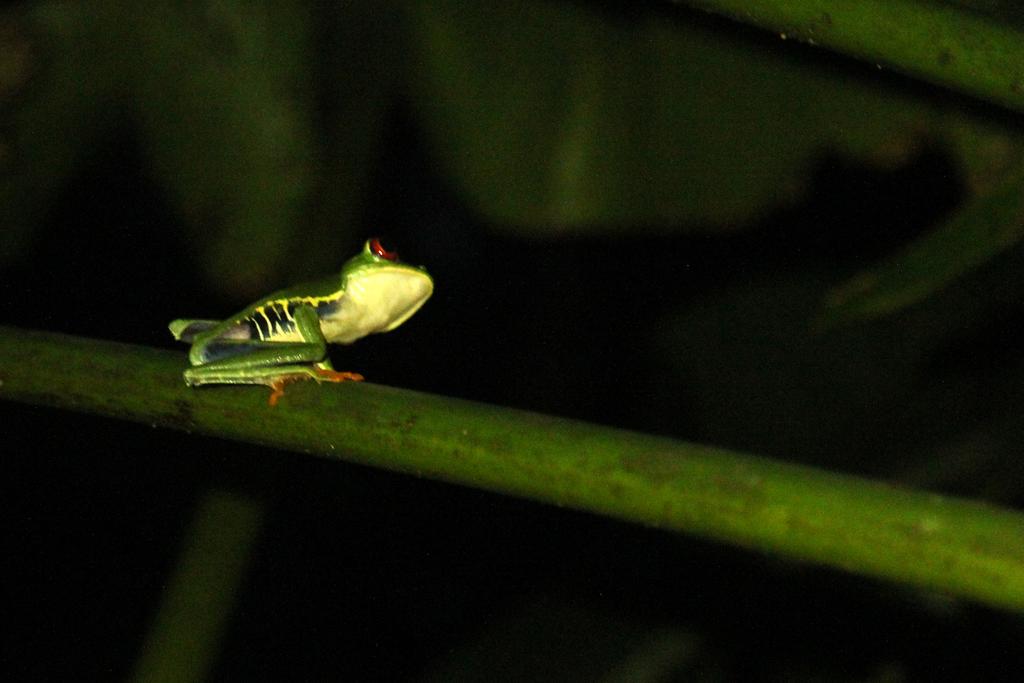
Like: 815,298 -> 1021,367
821,160 -> 1024,327
682,0 -> 1024,113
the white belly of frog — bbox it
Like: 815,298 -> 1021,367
321,269 -> 433,344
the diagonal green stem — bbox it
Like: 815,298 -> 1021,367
1,325 -> 1023,611
820,159 -> 1024,327
131,489 -> 263,683
680,0 -> 1024,112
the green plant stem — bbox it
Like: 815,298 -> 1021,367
131,489 -> 263,683
820,159 -> 1024,326
680,0 -> 1024,112
2,325 -> 1023,611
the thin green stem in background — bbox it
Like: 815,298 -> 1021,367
1,325 -> 1023,611
131,489 -> 263,683
820,158 -> 1024,327
680,0 -> 1024,113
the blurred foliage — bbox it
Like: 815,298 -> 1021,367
126,2 -> 318,293
409,1 -> 1023,232
423,599 -> 704,682
686,0 -> 1024,110
947,0 -> 1024,26
131,489 -> 262,683
822,161 -> 1024,327
3,0 -> 1024,306
0,2 -> 401,294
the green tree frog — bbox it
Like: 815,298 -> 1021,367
169,238 -> 433,405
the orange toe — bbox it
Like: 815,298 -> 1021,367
314,369 -> 365,383
267,370 -> 363,406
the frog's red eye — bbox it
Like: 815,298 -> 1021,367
369,237 -> 398,261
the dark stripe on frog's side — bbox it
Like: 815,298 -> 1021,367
264,303 -> 284,327
246,310 -> 272,341
242,296 -> 339,342
279,300 -> 296,321
249,302 -> 298,339
313,298 -> 340,318
269,301 -> 297,336
243,317 -> 261,341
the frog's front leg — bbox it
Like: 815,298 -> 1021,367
184,305 -> 362,403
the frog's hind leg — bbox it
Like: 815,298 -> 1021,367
183,304 -> 363,403
169,319 -> 221,343
183,341 -> 330,386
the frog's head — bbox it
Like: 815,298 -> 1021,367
339,238 -> 433,334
